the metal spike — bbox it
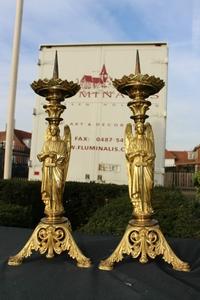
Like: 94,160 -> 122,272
135,50 -> 141,74
53,51 -> 59,79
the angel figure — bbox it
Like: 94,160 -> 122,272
125,121 -> 155,217
37,123 -> 71,217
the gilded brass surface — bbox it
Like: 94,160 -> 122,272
8,52 -> 91,268
99,222 -> 190,272
99,50 -> 190,272
8,219 -> 90,267
37,124 -> 71,218
125,122 -> 155,217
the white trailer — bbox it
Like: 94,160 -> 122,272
29,42 -> 168,185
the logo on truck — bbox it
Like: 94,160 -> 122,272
77,64 -> 159,100
80,64 -> 112,90
77,64 -> 124,99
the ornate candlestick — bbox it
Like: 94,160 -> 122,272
99,50 -> 190,272
8,52 -> 91,268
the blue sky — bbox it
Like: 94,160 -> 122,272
0,0 -> 199,150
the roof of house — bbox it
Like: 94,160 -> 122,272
173,151 -> 194,165
14,129 -> 31,141
165,150 -> 176,159
0,129 -> 31,148
165,150 -> 195,165
0,131 -> 6,141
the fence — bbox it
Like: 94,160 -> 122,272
0,144 -> 30,178
164,172 -> 195,189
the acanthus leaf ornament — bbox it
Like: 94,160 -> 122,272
8,51 -> 91,268
99,50 -> 190,272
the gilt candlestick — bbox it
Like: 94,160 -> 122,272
99,50 -> 190,272
8,52 -> 91,268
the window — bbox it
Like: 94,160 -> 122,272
98,163 -> 120,173
188,151 -> 195,160
23,139 -> 31,148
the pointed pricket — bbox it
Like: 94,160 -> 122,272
135,50 -> 141,74
53,51 -> 59,79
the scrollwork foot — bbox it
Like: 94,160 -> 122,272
172,261 -> 190,272
157,229 -> 190,272
98,259 -> 114,271
77,258 -> 91,268
8,255 -> 23,266
99,223 -> 190,271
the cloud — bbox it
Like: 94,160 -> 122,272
0,0 -> 127,132
21,0 -> 127,46
0,0 -> 199,151
115,0 -> 193,42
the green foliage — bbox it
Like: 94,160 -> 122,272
80,195 -> 131,235
193,171 -> 200,199
81,186 -> 200,239
0,179 -> 43,227
0,179 -> 127,229
0,180 -> 199,239
64,182 -> 127,228
0,202 -> 32,227
152,187 -> 200,238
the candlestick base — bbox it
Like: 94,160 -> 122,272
98,219 -> 190,272
8,218 -> 91,268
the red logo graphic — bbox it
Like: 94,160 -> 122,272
80,64 -> 112,89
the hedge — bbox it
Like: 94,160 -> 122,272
80,187 -> 200,239
0,179 -> 127,229
0,180 -> 199,239
0,179 -> 42,227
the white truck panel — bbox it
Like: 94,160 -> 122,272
29,43 -> 168,185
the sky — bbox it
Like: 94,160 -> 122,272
0,0 -> 199,150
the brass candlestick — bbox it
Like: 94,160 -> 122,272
99,50 -> 190,272
8,52 -> 91,268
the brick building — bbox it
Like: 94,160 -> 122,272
0,129 -> 31,177
165,145 -> 200,172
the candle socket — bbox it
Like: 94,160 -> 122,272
99,50 -> 190,272
8,52 -> 91,268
